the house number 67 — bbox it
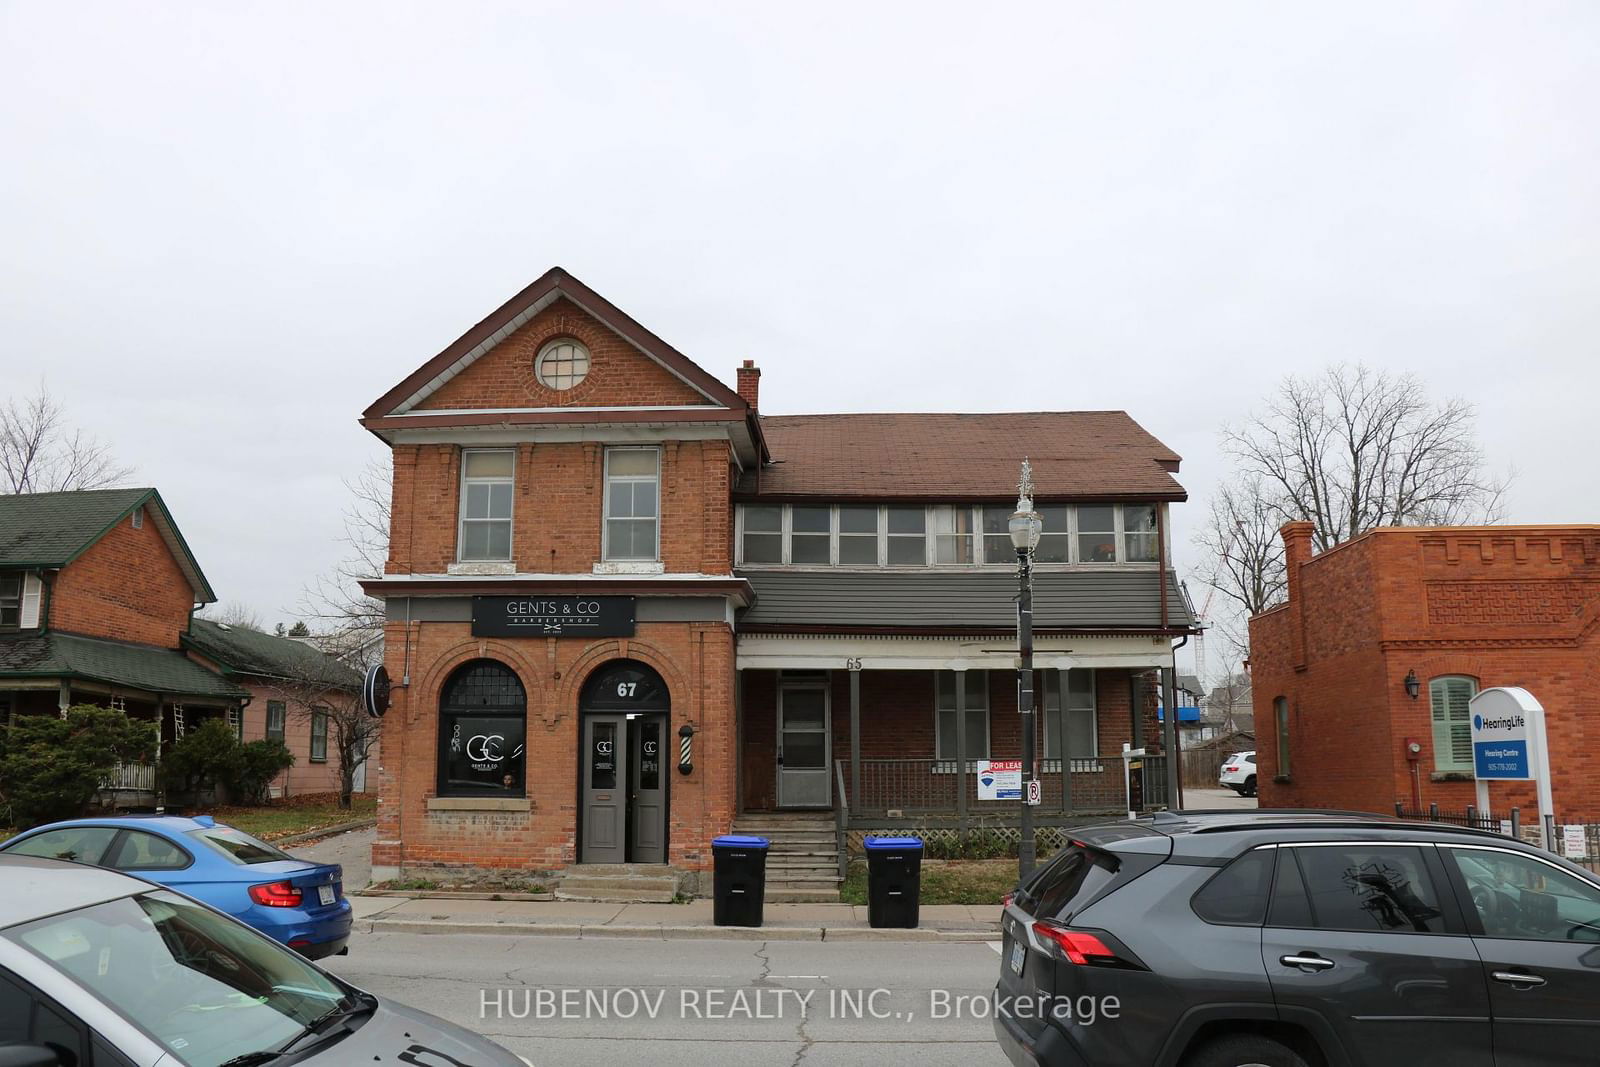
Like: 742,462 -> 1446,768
616,682 -> 637,697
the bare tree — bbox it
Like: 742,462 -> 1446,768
199,601 -> 266,631
301,457 -> 389,647
273,661 -> 379,810
1196,364 -> 1509,653
0,385 -> 134,494
1223,364 -> 1508,553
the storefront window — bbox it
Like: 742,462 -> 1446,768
438,660 -> 527,797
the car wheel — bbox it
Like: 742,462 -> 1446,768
1184,1034 -> 1310,1067
1243,775 -> 1257,797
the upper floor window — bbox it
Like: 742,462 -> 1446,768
1430,676 -> 1477,773
535,338 -> 591,390
604,447 -> 660,561
459,449 -> 514,562
0,574 -> 20,630
736,503 -> 1162,568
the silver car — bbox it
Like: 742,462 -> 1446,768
0,854 -> 529,1067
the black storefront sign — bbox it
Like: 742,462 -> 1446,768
471,595 -> 636,638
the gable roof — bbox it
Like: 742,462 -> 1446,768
184,618 -> 362,689
362,267 -> 766,458
0,488 -> 216,602
736,411 -> 1184,500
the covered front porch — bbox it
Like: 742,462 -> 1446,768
736,633 -> 1177,830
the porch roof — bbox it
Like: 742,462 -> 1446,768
0,631 -> 247,702
736,569 -> 1195,632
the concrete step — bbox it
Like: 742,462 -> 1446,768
564,864 -> 675,877
766,875 -> 842,887
733,817 -> 836,827
766,856 -> 840,869
746,833 -> 837,845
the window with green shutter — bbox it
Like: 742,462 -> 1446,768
1430,676 -> 1477,773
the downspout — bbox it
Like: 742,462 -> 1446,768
1167,635 -> 1189,809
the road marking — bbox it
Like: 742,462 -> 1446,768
987,941 -> 1004,954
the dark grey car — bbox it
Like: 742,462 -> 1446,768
994,811 -> 1600,1067
0,854 -> 529,1067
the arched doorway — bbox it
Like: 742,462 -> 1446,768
438,659 -> 527,798
578,660 -> 670,864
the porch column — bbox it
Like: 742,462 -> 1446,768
1057,669 -> 1071,813
849,665 -> 861,817
954,669 -> 968,834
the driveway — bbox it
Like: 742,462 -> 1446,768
1183,787 -> 1258,810
287,824 -> 375,889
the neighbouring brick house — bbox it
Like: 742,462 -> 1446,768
183,618 -> 365,797
360,267 -> 1196,893
0,488 -> 366,804
1250,521 -> 1600,818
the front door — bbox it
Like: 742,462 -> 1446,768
778,683 -> 830,808
629,715 -> 666,863
581,714 -> 626,863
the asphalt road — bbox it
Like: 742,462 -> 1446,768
323,930 -> 1010,1067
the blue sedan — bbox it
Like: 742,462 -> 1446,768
0,813 -> 353,958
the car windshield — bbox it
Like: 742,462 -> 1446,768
189,826 -> 294,865
5,888 -> 346,1066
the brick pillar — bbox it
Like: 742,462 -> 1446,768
1281,521 -> 1315,670
736,360 -> 760,409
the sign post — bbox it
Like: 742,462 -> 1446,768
1469,687 -> 1555,850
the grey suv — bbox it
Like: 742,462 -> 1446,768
994,810 -> 1600,1067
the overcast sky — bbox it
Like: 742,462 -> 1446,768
3,3 -> 1596,670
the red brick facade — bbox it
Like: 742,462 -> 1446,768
48,513 -> 194,647
1250,523 -> 1600,818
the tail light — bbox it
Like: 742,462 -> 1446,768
1030,920 -> 1136,967
249,881 -> 304,907
1224,765 -> 1237,773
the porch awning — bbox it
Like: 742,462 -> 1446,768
736,569 -> 1195,632
0,632 -> 247,702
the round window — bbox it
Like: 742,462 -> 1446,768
535,339 -> 591,390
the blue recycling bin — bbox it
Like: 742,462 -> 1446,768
864,836 -> 924,928
712,835 -> 770,927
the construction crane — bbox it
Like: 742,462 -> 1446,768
1192,583 -> 1217,690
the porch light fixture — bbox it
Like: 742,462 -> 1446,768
1012,459 -> 1042,879
1403,669 -> 1421,701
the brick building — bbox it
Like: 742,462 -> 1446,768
361,267 -> 1196,894
0,488 -> 364,804
1250,521 -> 1600,818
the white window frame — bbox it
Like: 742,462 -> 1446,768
602,446 -> 661,562
0,573 -> 21,631
787,503 -> 835,566
1430,676 -> 1478,774
457,448 -> 515,563
738,503 -> 785,566
836,504 -> 882,567
534,338 -> 592,390
934,671 -> 990,763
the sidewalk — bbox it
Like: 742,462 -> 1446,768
350,894 -> 1001,942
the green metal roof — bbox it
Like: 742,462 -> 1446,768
0,631 -> 248,701
0,488 -> 216,602
184,618 -> 360,688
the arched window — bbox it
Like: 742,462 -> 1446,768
580,660 -> 670,711
1430,676 -> 1477,774
438,660 -> 526,797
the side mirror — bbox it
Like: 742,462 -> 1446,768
0,1045 -> 63,1067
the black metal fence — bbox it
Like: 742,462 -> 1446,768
1395,803 -> 1600,874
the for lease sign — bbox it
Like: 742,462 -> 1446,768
1469,689 -> 1534,780
977,760 -> 1022,801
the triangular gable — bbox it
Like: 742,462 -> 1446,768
364,267 -> 750,419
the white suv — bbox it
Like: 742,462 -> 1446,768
1218,750 -> 1257,796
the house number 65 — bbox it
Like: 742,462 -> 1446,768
845,658 -> 862,670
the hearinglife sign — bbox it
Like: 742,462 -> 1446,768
471,596 -> 636,638
1468,686 -> 1556,849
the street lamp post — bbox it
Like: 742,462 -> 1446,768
1009,460 -> 1043,880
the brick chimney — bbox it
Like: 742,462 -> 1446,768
736,359 -> 760,410
1281,521 -> 1315,669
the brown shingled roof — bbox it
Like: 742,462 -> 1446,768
737,411 -> 1184,500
